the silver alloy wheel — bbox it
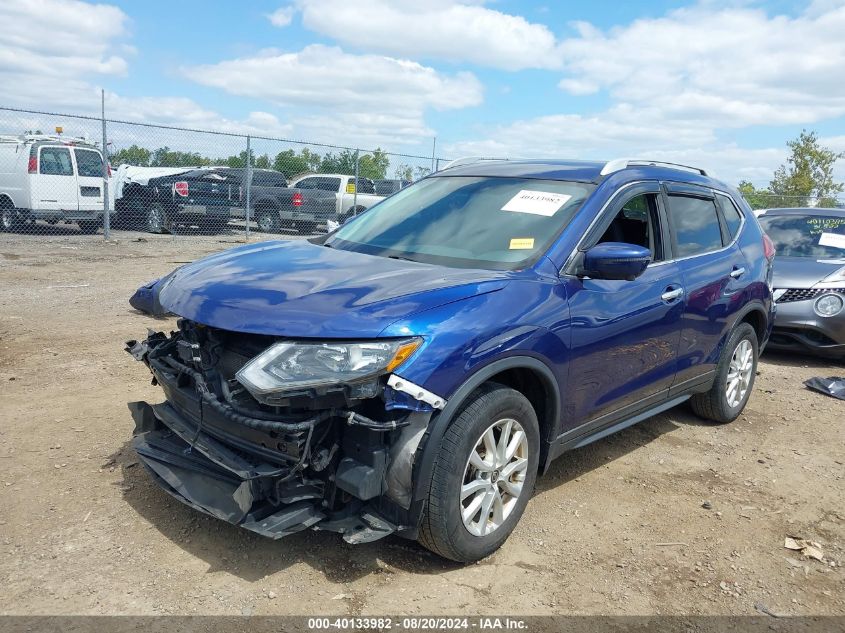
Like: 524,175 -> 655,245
1,209 -> 12,230
147,206 -> 164,233
726,338 -> 754,408
257,212 -> 273,232
460,417 -> 529,537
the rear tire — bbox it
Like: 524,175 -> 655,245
256,209 -> 280,233
78,220 -> 100,234
690,322 -> 758,424
146,203 -> 170,234
1,205 -> 23,232
419,383 -> 539,563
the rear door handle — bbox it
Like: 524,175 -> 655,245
661,287 -> 684,302
730,267 -> 746,279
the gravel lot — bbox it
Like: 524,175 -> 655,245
0,231 -> 843,616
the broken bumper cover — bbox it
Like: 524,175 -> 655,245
129,400 -> 396,542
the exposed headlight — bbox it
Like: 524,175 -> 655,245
814,293 -> 844,317
236,338 -> 422,398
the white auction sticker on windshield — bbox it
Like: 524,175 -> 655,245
501,190 -> 572,217
818,232 -> 845,249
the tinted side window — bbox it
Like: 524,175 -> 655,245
74,149 -> 104,177
356,178 -> 376,194
39,147 -> 73,176
316,177 -> 341,192
295,177 -> 316,190
597,193 -> 664,261
717,194 -> 743,239
253,172 -> 287,187
668,195 -> 723,257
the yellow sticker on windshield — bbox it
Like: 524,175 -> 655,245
509,238 -> 535,250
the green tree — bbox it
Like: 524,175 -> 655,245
357,148 -> 390,180
319,149 -> 358,175
394,163 -> 413,181
150,146 -> 209,168
273,148 -> 322,177
737,180 -> 774,210
254,154 -> 270,169
769,130 -> 844,208
111,144 -> 152,167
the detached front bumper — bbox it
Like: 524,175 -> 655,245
768,298 -> 845,358
130,399 -> 398,542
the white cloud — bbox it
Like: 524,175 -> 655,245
447,1 -> 845,187
267,6 -> 296,27
557,3 -> 845,127
0,0 -> 129,78
291,0 -> 562,71
182,44 -> 483,143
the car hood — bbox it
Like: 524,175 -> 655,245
773,256 -> 845,288
157,240 -> 510,337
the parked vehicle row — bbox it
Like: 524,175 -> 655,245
127,158 -> 776,563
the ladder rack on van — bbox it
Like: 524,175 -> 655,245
0,134 -> 94,146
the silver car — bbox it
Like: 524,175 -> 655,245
758,207 -> 845,358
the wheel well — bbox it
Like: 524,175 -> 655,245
483,367 -> 554,462
740,308 -> 766,343
0,194 -> 14,209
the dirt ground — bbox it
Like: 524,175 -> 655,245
0,231 -> 843,617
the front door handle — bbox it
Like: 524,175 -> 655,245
661,287 -> 684,302
730,267 -> 746,279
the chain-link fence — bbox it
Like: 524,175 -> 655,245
0,105 -> 445,242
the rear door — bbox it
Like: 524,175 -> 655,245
73,148 -> 105,213
32,146 -> 77,212
665,184 -> 749,389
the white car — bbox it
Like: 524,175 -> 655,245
288,173 -> 384,221
0,134 -> 108,234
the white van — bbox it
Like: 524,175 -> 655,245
0,135 -> 108,234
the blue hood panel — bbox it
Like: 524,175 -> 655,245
158,240 -> 509,337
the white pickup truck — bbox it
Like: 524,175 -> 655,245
288,173 -> 384,221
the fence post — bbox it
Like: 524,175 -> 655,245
101,90 -> 110,240
431,136 -> 436,173
353,148 -> 359,215
244,135 -> 251,242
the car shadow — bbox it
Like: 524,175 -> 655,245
108,407 -> 692,581
7,221 -> 92,236
108,439 -> 461,583
535,410 -> 686,494
761,349 -> 845,369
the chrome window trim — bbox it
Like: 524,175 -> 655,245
560,184 -> 748,277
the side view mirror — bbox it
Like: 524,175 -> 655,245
581,242 -> 651,281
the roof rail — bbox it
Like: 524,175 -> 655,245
439,156 -> 505,171
600,158 -> 708,177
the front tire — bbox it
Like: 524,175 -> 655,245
690,322 -> 758,424
419,383 -> 539,563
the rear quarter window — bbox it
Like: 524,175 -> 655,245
717,194 -> 744,240
668,195 -> 724,257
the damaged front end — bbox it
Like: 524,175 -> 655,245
126,320 -> 442,543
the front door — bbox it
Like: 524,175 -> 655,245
31,146 -> 77,213
563,186 -> 684,429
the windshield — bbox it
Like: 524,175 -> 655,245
759,214 -> 845,259
326,176 -> 594,269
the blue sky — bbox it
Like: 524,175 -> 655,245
2,0 -> 844,185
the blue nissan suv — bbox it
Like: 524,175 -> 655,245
127,158 -> 775,562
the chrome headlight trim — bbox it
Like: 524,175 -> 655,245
814,293 -> 844,318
